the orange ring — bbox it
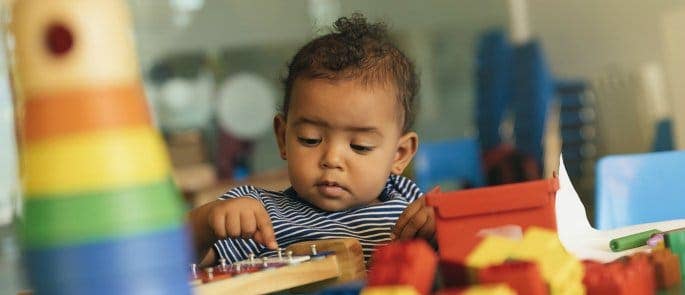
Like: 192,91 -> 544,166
22,85 -> 152,142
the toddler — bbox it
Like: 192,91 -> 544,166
189,13 -> 435,264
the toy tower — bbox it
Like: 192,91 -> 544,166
9,1 -> 191,294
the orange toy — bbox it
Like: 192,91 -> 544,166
426,177 -> 559,262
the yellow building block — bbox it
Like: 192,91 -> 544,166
466,236 -> 519,268
361,286 -> 420,295
461,284 -> 517,295
556,282 -> 585,295
513,227 -> 565,258
509,227 -> 584,295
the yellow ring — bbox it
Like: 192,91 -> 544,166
22,126 -> 171,196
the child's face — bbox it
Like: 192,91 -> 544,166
274,78 -> 418,211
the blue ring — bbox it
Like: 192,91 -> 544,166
24,227 -> 192,294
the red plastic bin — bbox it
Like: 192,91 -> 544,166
426,177 -> 559,263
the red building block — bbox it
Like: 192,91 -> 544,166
582,256 -> 656,295
439,259 -> 472,288
426,177 -> 558,263
583,260 -> 623,295
620,254 -> 656,295
367,240 -> 438,295
478,261 -> 547,295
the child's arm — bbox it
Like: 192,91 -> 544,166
187,197 -> 278,261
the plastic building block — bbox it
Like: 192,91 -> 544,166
427,177 -> 558,263
582,255 -> 656,295
465,236 -> 519,268
665,229 -> 685,281
436,284 -> 516,295
647,249 -> 682,289
367,240 -> 438,295
439,259 -> 472,288
619,254 -> 656,294
582,260 -> 623,294
477,261 -> 547,295
360,286 -> 420,295
509,227 -> 584,295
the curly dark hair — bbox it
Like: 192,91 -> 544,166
282,13 -> 419,133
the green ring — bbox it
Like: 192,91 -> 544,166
21,177 -> 187,249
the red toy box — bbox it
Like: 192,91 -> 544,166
426,177 -> 559,263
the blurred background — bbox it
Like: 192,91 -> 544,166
2,0 -> 685,291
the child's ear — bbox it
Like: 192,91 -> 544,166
273,114 -> 287,160
392,131 -> 418,175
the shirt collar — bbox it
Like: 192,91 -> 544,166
283,175 -> 398,202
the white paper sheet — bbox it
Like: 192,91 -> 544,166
556,155 -> 685,262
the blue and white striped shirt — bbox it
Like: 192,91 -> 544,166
213,175 -> 423,263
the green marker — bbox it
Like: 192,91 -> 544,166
609,229 -> 661,252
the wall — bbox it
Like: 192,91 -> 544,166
528,0 -> 685,151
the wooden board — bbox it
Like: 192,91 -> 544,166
193,255 -> 340,295
286,238 -> 367,282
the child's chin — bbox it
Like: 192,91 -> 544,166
315,201 -> 348,212
308,196 -> 354,212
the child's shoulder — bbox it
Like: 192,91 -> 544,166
220,185 -> 284,200
385,174 -> 424,202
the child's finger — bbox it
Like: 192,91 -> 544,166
398,208 -> 429,240
226,211 -> 241,238
240,211 -> 257,239
254,209 -> 278,249
210,213 -> 227,238
416,208 -> 435,240
392,198 -> 424,238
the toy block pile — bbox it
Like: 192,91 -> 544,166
316,178 -> 685,294
464,227 -> 584,295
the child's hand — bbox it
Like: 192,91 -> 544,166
207,197 -> 278,250
390,187 -> 439,241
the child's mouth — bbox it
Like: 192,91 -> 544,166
316,181 -> 346,198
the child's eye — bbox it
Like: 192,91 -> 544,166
350,144 -> 373,153
297,137 -> 321,146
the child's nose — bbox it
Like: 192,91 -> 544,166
320,145 -> 344,169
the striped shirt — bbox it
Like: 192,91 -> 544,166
213,175 -> 423,263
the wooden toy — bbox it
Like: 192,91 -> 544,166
194,253 -> 340,295
427,177 -> 558,263
192,238 -> 366,294
286,237 -> 366,283
367,240 -> 438,295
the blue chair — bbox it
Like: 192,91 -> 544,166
413,138 -> 485,191
595,150 -> 685,229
